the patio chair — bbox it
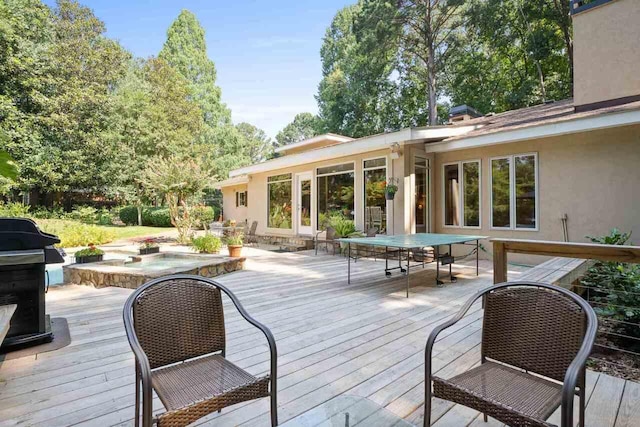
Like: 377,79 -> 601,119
123,275 -> 278,427
245,220 -> 258,246
314,226 -> 340,255
370,207 -> 383,232
424,281 -> 597,427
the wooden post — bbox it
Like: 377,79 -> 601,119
493,241 -> 507,284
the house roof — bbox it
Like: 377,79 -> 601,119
212,175 -> 249,189
273,133 -> 354,154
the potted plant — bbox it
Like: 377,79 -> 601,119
74,244 -> 105,264
226,230 -> 244,257
384,178 -> 399,200
139,238 -> 160,255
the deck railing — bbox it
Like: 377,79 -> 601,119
492,238 -> 640,379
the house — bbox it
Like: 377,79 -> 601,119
216,0 -> 640,258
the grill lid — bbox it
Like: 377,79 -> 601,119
0,218 -> 60,251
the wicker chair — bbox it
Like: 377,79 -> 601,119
245,220 -> 258,246
424,281 -> 597,427
123,275 -> 278,427
314,226 -> 340,255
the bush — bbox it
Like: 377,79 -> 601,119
31,206 -> 65,219
37,219 -> 115,248
192,205 -> 216,229
119,206 -> 139,225
66,205 -> 98,223
0,202 -> 30,217
149,208 -> 172,227
328,215 -> 356,237
190,234 -> 222,254
75,244 -> 105,257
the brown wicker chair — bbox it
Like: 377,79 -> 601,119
314,226 -> 340,255
123,275 -> 278,427
424,281 -> 597,427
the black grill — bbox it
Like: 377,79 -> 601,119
0,217 -> 65,349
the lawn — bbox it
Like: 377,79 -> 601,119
36,219 -> 174,248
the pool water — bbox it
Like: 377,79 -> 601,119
124,257 -> 200,271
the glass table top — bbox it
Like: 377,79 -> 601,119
280,395 -> 415,427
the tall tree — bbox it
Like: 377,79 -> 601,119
235,122 -> 273,163
159,9 -> 231,130
275,112 -> 322,147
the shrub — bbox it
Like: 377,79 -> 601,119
66,205 -> 98,223
192,205 -> 216,229
37,219 -> 115,248
190,234 -> 222,254
74,244 -> 105,257
0,202 -> 30,217
149,208 -> 172,227
118,206 -> 139,225
328,215 -> 356,237
31,206 -> 65,219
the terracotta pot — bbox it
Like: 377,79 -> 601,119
228,245 -> 243,257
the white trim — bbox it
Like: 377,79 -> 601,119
425,108 -> 640,154
441,160 -> 482,230
266,173 -> 293,231
230,125 -> 479,178
361,155 -> 389,234
489,153 -> 539,231
315,160 -> 356,177
315,160 -> 357,231
414,155 -> 429,233
294,171 -> 313,236
213,175 -> 249,189
274,134 -> 354,154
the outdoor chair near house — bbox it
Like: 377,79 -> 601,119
123,275 -> 278,427
370,206 -> 383,232
245,220 -> 258,246
424,281 -> 597,427
314,226 -> 340,255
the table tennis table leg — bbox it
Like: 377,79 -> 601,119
347,243 -> 351,284
476,240 -> 479,276
435,246 -> 443,287
406,248 -> 410,298
449,244 -> 457,283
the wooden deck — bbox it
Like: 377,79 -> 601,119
0,249 -> 638,427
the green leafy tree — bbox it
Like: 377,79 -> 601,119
236,122 -> 273,163
275,112 -> 322,147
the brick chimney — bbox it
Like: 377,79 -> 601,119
572,0 -> 640,112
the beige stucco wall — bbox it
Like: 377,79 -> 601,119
573,0 -> 640,107
432,124 -> 640,261
221,184 -> 248,224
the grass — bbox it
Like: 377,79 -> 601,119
106,225 -> 175,241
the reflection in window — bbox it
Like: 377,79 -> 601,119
444,164 -> 460,226
364,158 -> 386,234
515,155 -> 536,229
491,158 -> 511,228
268,174 -> 292,229
317,163 -> 354,228
415,157 -> 428,232
463,162 -> 480,227
300,179 -> 311,226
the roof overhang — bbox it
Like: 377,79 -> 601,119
213,175 -> 250,189
274,133 -> 354,154
229,125 -> 479,178
425,108 -> 640,153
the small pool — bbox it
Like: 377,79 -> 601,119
124,257 -> 202,271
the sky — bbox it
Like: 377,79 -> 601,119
43,0 -> 352,139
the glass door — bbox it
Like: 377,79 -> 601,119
415,157 -> 429,233
296,172 -> 312,235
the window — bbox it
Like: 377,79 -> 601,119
363,158 -> 386,234
236,191 -> 247,207
317,162 -> 354,228
415,157 -> 428,233
490,154 -> 538,230
443,160 -> 480,228
267,174 -> 292,229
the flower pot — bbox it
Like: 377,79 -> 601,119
76,254 -> 103,264
228,245 -> 243,257
385,191 -> 396,200
139,247 -> 160,255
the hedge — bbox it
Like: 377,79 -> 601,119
118,205 -> 216,228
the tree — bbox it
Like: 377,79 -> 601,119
275,113 -> 322,147
236,122 -> 273,163
159,9 -> 231,131
139,155 -> 212,243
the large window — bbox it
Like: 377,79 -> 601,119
491,153 -> 537,230
317,162 -> 355,228
415,157 -> 428,233
267,173 -> 292,229
443,160 -> 480,228
363,158 -> 386,234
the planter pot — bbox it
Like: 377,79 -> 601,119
76,254 -> 104,264
385,191 -> 396,200
228,245 -> 243,257
139,247 -> 160,255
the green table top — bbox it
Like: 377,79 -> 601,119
336,233 -> 487,248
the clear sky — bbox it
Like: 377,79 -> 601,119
43,0 -> 352,138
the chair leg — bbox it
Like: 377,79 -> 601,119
271,391 -> 278,426
424,380 -> 432,427
135,364 -> 140,427
483,413 -> 488,422
579,371 -> 586,427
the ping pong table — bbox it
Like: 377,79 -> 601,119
336,233 -> 487,297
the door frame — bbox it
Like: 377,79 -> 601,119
295,171 -> 313,236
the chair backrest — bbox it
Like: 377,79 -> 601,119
370,207 -> 383,221
482,285 -> 588,382
249,221 -> 258,236
366,227 -> 378,237
129,277 -> 226,369
325,226 -> 337,241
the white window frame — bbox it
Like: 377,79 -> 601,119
489,153 -> 539,231
442,159 -> 482,229
362,156 -> 389,234
266,173 -> 293,231
316,161 -> 356,229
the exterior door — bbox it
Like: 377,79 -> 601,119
415,156 -> 429,233
296,172 -> 313,235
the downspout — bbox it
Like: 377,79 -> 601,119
561,213 -> 569,242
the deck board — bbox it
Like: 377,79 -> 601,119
0,249 -> 635,427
